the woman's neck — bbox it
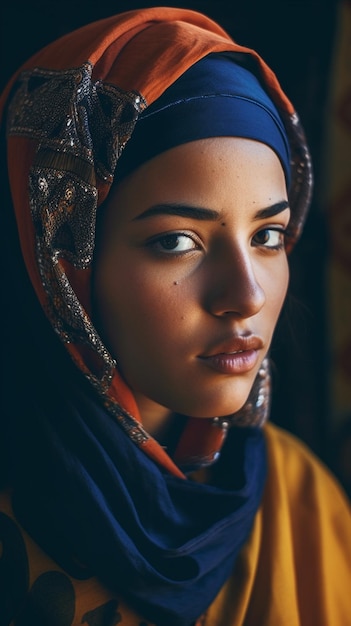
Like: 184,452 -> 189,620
134,393 -> 187,452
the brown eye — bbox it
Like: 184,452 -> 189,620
254,229 -> 270,245
149,232 -> 199,254
160,234 -> 184,250
252,228 -> 285,249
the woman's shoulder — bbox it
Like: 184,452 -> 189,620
262,421 -> 351,565
263,421 -> 350,506
204,424 -> 351,626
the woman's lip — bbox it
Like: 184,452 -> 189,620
198,349 -> 259,375
200,334 -> 264,357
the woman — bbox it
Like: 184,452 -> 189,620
0,7 -> 350,626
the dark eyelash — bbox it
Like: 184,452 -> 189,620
146,231 -> 199,255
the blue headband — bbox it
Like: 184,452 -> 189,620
116,54 -> 291,188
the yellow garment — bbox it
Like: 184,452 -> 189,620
206,423 -> 351,625
1,423 -> 350,626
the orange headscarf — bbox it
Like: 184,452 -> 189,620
0,7 -> 312,476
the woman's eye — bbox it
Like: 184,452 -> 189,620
252,228 -> 285,249
149,232 -> 199,254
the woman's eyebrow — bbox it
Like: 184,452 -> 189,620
133,203 -> 221,221
253,200 -> 290,220
133,200 -> 290,222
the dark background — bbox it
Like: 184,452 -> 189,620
2,0 -> 348,490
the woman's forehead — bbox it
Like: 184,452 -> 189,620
103,137 -> 288,226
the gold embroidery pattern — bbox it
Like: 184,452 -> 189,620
6,64 -> 148,438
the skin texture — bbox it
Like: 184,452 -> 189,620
92,137 -> 290,436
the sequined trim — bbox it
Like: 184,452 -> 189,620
6,64 -> 148,444
229,356 -> 271,428
102,397 -> 150,446
7,63 -> 146,180
282,110 -> 313,252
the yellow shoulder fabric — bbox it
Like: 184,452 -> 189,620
0,488 -> 155,625
205,422 -> 351,625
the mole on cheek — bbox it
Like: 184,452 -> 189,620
221,223 -> 226,227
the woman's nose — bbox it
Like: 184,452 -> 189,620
205,245 -> 266,318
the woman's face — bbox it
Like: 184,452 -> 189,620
93,137 -> 290,431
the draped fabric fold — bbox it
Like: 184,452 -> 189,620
11,375 -> 266,625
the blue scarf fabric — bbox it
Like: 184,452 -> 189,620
117,54 -> 291,188
11,367 -> 266,625
5,253 -> 267,625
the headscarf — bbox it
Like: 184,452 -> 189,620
0,8 -> 313,626
116,53 -> 291,187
